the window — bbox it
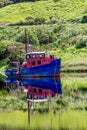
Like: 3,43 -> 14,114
42,53 -> 45,58
38,60 -> 41,64
26,54 -> 30,59
39,89 -> 42,94
39,54 -> 43,58
30,54 -> 33,58
32,61 -> 35,65
39,53 -> 45,58
33,88 -> 36,93
36,54 -> 38,58
32,55 -> 35,58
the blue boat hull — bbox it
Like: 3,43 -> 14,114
20,59 -> 61,77
21,78 -> 62,94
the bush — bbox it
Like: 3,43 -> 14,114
0,0 -> 21,8
25,16 -> 46,25
34,16 -> 46,25
25,16 -> 35,25
0,42 -> 9,59
81,16 -> 87,23
75,36 -> 87,49
8,42 -> 25,61
0,2 -> 4,7
49,16 -> 59,24
37,29 -> 57,44
53,0 -> 60,2
16,32 -> 25,43
16,29 -> 39,46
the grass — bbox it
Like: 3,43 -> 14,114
0,58 -> 8,83
61,75 -> 87,90
0,0 -> 87,24
50,47 -> 87,66
0,110 -> 87,130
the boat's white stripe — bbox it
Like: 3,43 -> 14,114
27,98 -> 47,102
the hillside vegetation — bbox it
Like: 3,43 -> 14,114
0,0 -> 87,25
0,23 -> 87,61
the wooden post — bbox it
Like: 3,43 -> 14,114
28,100 -> 30,126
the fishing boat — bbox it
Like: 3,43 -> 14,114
5,29 -> 62,100
5,51 -> 62,98
21,51 -> 61,78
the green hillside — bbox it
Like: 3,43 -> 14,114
0,0 -> 87,24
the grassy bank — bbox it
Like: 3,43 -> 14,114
0,110 -> 87,130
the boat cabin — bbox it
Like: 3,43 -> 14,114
23,52 -> 54,68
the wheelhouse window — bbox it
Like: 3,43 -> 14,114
26,54 -> 30,59
26,53 -> 45,59
36,54 -> 38,58
38,60 -> 41,64
30,54 -> 33,58
32,54 -> 35,58
32,61 -> 35,65
39,53 -> 45,58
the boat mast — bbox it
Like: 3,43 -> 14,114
25,28 -> 32,53
25,28 -> 28,54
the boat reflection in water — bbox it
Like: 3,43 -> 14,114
5,68 -> 62,101
5,70 -> 62,102
22,77 -> 62,102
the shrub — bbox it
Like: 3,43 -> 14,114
16,32 -> 25,43
75,36 -> 87,49
70,34 -> 82,45
49,16 -> 59,24
27,30 -> 39,45
0,42 -> 9,59
83,8 -> 87,14
0,2 -> 4,7
0,0 -> 21,8
25,16 -> 35,25
53,0 -> 61,2
81,16 -> 87,23
37,29 -> 57,44
25,16 -> 46,25
34,16 -> 46,25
